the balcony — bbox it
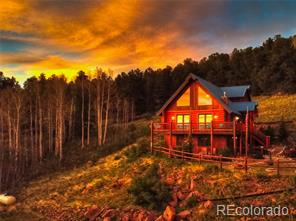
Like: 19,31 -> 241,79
152,121 -> 237,135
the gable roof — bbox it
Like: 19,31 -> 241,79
220,85 -> 250,97
157,73 -> 241,115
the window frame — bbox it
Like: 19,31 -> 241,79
198,114 -> 213,129
176,87 -> 191,107
197,86 -> 213,106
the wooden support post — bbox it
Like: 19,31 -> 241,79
199,154 -> 202,164
233,120 -> 236,157
244,157 -> 248,173
245,121 -> 249,157
150,121 -> 153,153
277,159 -> 280,176
219,155 -> 222,171
210,121 -> 214,155
239,134 -> 243,156
266,136 -> 270,148
169,121 -> 172,157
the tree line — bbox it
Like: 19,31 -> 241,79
0,69 -> 135,191
116,35 -> 296,115
0,34 -> 295,190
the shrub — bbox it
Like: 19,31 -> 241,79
278,121 -> 289,142
186,194 -> 198,208
256,172 -> 270,181
217,147 -> 233,157
124,142 -> 148,162
127,163 -> 171,211
262,126 -> 275,144
203,164 -> 220,173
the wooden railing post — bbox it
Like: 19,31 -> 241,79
239,134 -> 242,156
245,157 -> 248,173
219,155 -> 222,171
169,121 -> 172,157
277,159 -> 280,176
210,121 -> 214,155
199,154 -> 202,164
150,121 -> 153,153
233,120 -> 236,157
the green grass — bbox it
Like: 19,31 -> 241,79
254,94 -> 296,123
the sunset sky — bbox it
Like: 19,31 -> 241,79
0,0 -> 296,83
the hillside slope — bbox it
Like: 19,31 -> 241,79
1,140 -> 295,221
1,96 -> 296,221
254,94 -> 296,123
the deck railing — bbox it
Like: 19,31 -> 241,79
152,121 -> 236,133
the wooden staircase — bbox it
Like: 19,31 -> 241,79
251,128 -> 270,148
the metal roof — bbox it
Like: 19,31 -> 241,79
220,85 -> 250,97
157,73 -> 254,116
229,101 -> 257,112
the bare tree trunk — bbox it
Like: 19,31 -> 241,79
103,80 -> 110,144
8,110 -> 12,150
48,106 -> 52,153
55,106 -> 59,157
0,114 -> 3,146
81,79 -> 85,149
87,83 -> 91,145
96,76 -> 102,146
29,101 -> 34,157
38,95 -> 43,161
68,98 -> 74,140
58,93 -> 63,161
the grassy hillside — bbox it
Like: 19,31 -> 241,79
1,96 -> 296,221
1,141 -> 295,221
254,94 -> 296,123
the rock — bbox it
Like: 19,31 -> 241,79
166,177 -> 175,185
6,205 -> 17,213
189,179 -> 196,190
0,195 -> 16,206
155,215 -> 165,221
121,214 -> 131,221
176,191 -> 185,200
84,205 -> 100,221
169,192 -> 178,207
177,210 -> 191,219
102,209 -> 114,218
203,200 -> 213,209
163,205 -> 175,221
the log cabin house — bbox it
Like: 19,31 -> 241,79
151,73 -> 270,156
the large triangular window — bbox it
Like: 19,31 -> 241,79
177,88 -> 190,106
198,87 -> 212,106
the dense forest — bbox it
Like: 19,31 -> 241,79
0,34 -> 296,191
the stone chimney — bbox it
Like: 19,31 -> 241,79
222,91 -> 229,104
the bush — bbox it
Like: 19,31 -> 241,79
124,141 -> 148,162
203,164 -> 220,173
262,126 -> 275,144
217,147 -> 233,157
278,121 -> 288,142
256,172 -> 270,181
127,163 -> 171,211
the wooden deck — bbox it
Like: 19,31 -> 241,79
152,121 -> 238,135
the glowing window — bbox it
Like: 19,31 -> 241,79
198,87 -> 212,106
198,114 -> 212,129
177,115 -> 190,123
177,88 -> 190,106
